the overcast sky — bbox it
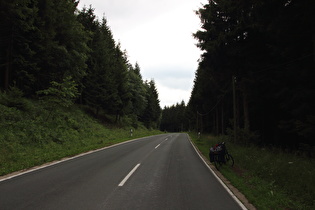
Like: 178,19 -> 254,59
78,0 -> 207,108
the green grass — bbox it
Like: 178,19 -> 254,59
188,132 -> 315,209
0,97 -> 162,176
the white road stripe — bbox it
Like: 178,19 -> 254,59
186,134 -> 247,210
155,137 -> 169,149
118,163 -> 141,187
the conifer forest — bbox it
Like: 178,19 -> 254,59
0,0 -> 161,128
161,0 -> 315,151
1,0 -> 315,152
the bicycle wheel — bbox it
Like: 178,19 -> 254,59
214,155 -> 222,170
225,154 -> 234,167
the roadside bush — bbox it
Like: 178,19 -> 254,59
0,87 -> 33,111
0,104 -> 23,125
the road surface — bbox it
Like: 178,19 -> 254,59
0,133 -> 244,209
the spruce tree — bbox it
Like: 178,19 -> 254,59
0,0 -> 40,93
141,80 -> 161,128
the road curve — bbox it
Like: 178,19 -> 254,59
0,133 -> 244,209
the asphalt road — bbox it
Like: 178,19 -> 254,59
0,133 -> 244,210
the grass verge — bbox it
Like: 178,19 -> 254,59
188,132 -> 315,210
0,99 -> 162,176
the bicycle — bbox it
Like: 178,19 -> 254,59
209,142 -> 234,171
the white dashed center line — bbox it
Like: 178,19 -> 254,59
118,163 -> 141,187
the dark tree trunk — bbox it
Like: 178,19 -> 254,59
243,90 -> 250,132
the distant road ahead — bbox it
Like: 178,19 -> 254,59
0,133 -> 244,209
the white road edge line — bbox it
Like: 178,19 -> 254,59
155,144 -> 161,149
186,134 -> 247,210
0,135 -> 165,182
118,163 -> 141,187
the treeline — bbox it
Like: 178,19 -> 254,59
161,0 -> 315,149
0,0 -> 161,128
160,101 -> 186,132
